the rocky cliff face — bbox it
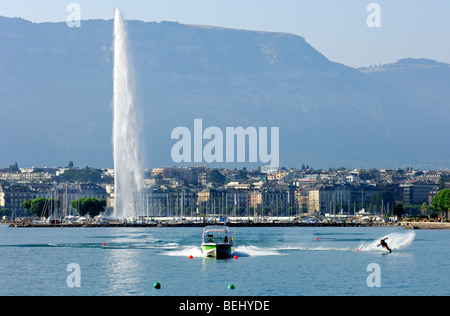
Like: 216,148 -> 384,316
0,16 -> 449,169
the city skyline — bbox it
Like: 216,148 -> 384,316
1,162 -> 450,172
2,163 -> 449,220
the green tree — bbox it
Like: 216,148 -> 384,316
236,206 -> 245,216
420,202 -> 429,215
57,167 -> 111,183
21,198 -> 60,218
369,190 -> 395,208
392,204 -> 405,219
71,198 -> 106,217
207,169 -> 225,186
0,208 -> 11,218
438,176 -> 450,190
431,189 -> 450,219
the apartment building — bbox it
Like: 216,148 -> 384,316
307,185 -> 351,214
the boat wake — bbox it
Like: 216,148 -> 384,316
164,246 -> 205,257
163,231 -> 416,257
0,240 -> 180,250
164,245 -> 283,257
282,246 -> 354,252
231,231 -> 416,254
233,245 -> 282,257
357,231 -> 415,252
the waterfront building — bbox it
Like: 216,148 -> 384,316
153,166 -> 206,186
144,186 -> 198,218
349,184 -> 379,209
63,183 -> 107,215
307,185 -> 352,215
197,188 -> 250,217
248,188 -> 290,217
295,185 -> 312,214
0,169 -> 54,183
0,185 -> 4,208
400,183 -> 436,205
197,188 -> 227,216
0,183 -> 107,219
225,190 -> 248,216
1,185 -> 33,218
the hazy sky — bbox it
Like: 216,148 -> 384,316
0,0 -> 449,68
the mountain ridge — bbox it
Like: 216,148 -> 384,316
0,16 -> 449,169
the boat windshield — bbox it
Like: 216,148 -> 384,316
203,232 -> 230,244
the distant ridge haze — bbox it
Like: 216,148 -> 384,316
0,16 -> 449,169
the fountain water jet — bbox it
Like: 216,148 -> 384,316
113,9 -> 143,220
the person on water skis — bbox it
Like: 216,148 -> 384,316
377,238 -> 392,253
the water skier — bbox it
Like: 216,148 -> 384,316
377,238 -> 391,253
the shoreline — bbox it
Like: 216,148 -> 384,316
3,222 -> 402,228
400,221 -> 450,230
5,221 -> 449,229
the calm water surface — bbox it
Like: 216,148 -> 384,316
0,224 -> 448,296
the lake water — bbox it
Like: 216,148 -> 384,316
0,224 -> 448,296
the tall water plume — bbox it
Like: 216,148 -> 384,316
113,9 -> 143,220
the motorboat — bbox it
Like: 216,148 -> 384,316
201,225 -> 232,258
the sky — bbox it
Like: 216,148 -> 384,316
0,0 -> 449,68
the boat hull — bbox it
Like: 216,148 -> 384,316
201,243 -> 232,259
